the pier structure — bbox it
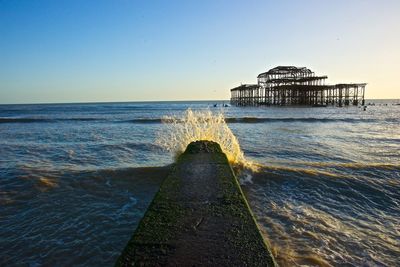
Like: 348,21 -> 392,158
230,66 -> 366,107
117,141 -> 276,266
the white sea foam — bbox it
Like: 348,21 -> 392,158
156,108 -> 258,171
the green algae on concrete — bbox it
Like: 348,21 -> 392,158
116,140 -> 277,266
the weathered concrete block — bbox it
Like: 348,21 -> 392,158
116,140 -> 276,266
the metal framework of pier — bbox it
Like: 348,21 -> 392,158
230,66 -> 366,107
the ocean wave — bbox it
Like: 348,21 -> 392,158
0,117 -> 103,123
95,142 -> 162,151
240,162 -> 400,179
300,162 -> 400,171
255,164 -> 341,178
242,161 -> 400,267
127,117 -> 399,124
122,118 -> 163,124
1,116 -> 398,124
0,117 -> 53,123
122,117 -> 394,124
224,117 -> 396,123
0,117 -> 163,124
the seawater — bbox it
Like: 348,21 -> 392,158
0,100 -> 399,266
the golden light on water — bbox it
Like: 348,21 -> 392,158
38,177 -> 58,189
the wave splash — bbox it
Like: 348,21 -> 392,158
156,109 -> 257,170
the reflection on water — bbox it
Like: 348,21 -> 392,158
239,162 -> 400,267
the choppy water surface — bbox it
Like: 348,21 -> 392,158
0,100 -> 399,266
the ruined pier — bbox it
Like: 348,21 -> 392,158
231,66 -> 366,107
116,141 -> 276,266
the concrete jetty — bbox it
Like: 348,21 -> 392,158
116,140 -> 276,266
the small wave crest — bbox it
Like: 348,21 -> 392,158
297,161 -> 400,171
37,177 -> 59,190
255,164 -> 341,178
124,118 -> 162,124
225,117 -> 397,123
0,117 -> 102,123
0,117 -> 52,123
239,161 -> 399,181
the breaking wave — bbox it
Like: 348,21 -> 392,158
156,109 -> 257,170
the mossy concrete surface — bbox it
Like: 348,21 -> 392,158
116,141 -> 277,266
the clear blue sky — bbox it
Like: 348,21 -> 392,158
1,0 -> 399,104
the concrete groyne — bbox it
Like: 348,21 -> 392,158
116,140 -> 276,266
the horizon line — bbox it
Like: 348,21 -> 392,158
0,98 -> 399,106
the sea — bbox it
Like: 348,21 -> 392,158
0,100 -> 399,266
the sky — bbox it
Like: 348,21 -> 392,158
1,0 -> 399,104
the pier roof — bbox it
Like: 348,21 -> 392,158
257,66 -> 314,78
265,76 -> 328,84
